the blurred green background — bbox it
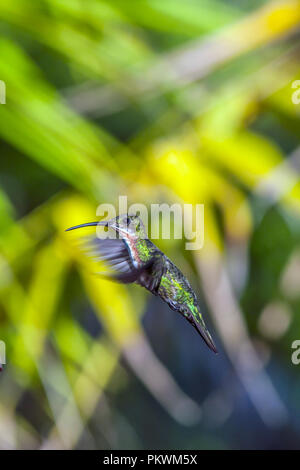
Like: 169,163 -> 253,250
0,0 -> 300,450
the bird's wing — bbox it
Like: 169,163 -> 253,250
84,237 -> 135,280
106,250 -> 166,288
84,237 -> 154,284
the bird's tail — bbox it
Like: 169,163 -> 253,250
195,322 -> 218,354
191,314 -> 218,354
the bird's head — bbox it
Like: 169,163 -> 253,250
106,214 -> 147,240
66,213 -> 147,240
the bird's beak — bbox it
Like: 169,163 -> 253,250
65,221 -> 109,232
65,220 -> 126,237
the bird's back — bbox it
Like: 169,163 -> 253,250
138,241 -> 200,317
149,251 -> 217,353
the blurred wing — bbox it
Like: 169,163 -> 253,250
86,238 -> 134,279
85,237 -> 153,284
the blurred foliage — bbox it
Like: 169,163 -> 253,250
0,0 -> 300,450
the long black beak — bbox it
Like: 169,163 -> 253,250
65,221 -> 108,232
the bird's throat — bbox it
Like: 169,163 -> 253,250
123,236 -> 150,267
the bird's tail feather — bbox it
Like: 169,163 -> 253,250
193,320 -> 218,354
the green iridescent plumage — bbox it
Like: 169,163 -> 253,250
66,214 -> 217,354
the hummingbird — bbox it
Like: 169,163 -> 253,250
66,214 -> 217,354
